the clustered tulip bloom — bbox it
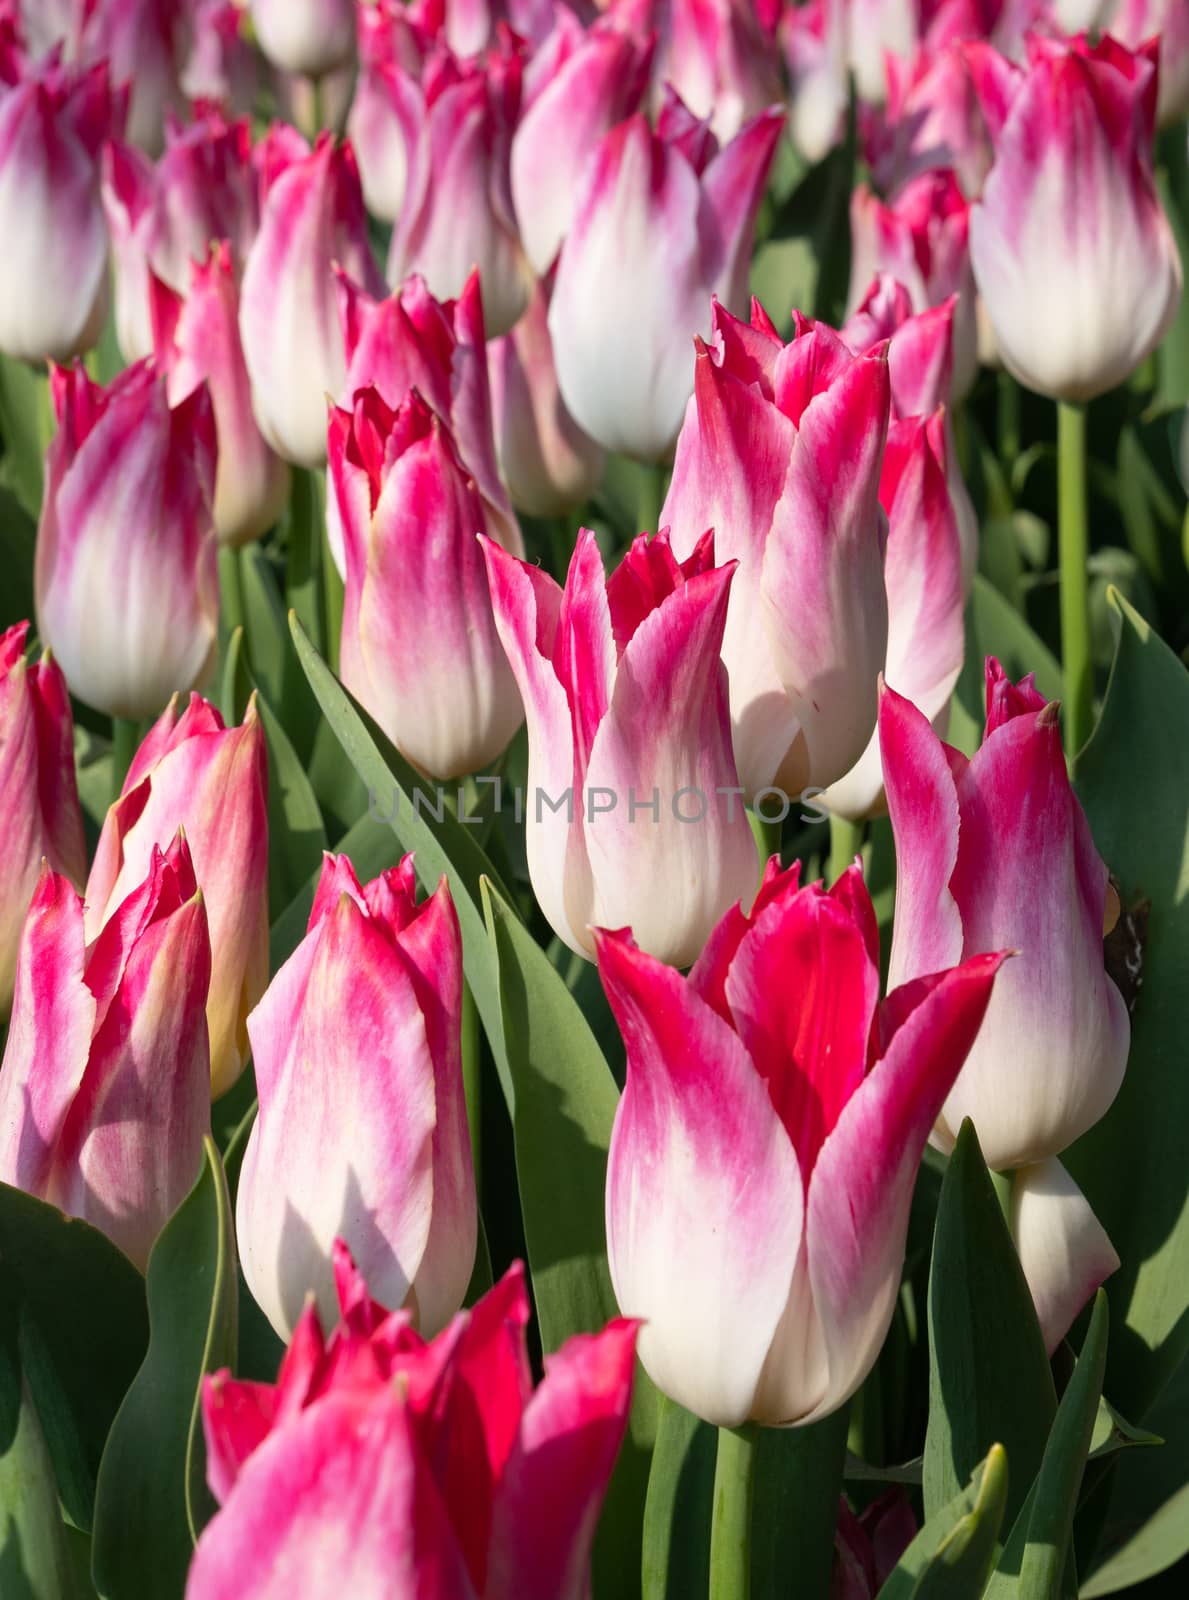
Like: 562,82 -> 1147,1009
881,662 -> 1131,1348
662,299 -> 891,800
597,859 -> 1004,1426
654,0 -> 785,143
85,693 -> 269,1100
248,0 -> 356,80
348,0 -> 439,223
483,527 -> 759,968
0,842 -> 211,1270
36,361 -> 219,720
237,854 -> 477,1343
0,623 -> 87,1017
188,1249 -> 637,1599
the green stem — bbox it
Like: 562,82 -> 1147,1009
317,473 -> 344,674
990,1168 -> 1014,1229
997,369 -> 1020,466
218,546 -> 245,646
286,468 -> 324,657
110,718 -> 140,801
828,814 -> 862,886
1057,400 -> 1092,760
709,1424 -> 758,1600
461,981 -> 481,1194
635,462 -> 665,537
748,805 -> 783,868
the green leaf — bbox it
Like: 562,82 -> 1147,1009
0,1185 -> 148,1533
641,1397 -> 716,1600
0,354 -> 47,519
948,576 -> 1063,757
0,486 -> 35,633
1152,132 -> 1189,416
877,1445 -> 1009,1600
923,1121 -> 1056,1529
1064,592 -> 1189,1421
238,545 -> 289,713
1087,1396 -> 1161,1462
752,1407 -> 851,1600
91,1140 -> 237,1599
222,1106 -> 285,1385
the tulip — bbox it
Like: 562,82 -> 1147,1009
510,7 -> 655,277
0,55 -> 118,363
966,33 -> 1182,403
102,110 -> 259,362
0,841 -> 211,1270
329,386 -> 525,779
833,1492 -> 919,1599
247,0 -> 356,79
387,32 -> 534,338
35,361 -> 219,720
482,527 -> 759,967
180,0 -> 258,116
239,131 -> 384,468
0,623 -> 87,1017
11,0 -> 75,56
848,169 -> 978,397
880,664 -> 1130,1345
488,274 -> 606,518
1108,0 -> 1189,125
867,39 -> 993,198
188,1250 -> 637,1599
660,299 -> 890,799
77,0 -> 186,153
826,0 -> 919,105
656,0 -> 785,143
85,693 -> 268,1100
550,94 -> 784,461
347,0 -> 439,223
597,858 -> 1004,1425
780,0 -> 847,165
151,245 -> 292,547
236,854 -> 477,1341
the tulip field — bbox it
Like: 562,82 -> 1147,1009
2,0 -> 1189,1596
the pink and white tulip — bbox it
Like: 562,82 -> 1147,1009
77,0 -> 186,153
661,299 -> 891,799
550,94 -> 784,460
0,842 -> 211,1270
239,130 -> 383,469
0,623 -> 87,1017
482,527 -> 759,967
597,859 -> 1005,1425
1108,0 -> 1189,125
653,0 -> 785,143
85,693 -> 269,1100
247,0 -> 356,78
867,39 -> 993,197
236,855 -> 477,1342
966,33 -> 1182,402
329,385 -> 525,779
780,0 -> 847,165
180,0 -> 258,116
151,245 -> 291,547
188,1251 -> 636,1599
880,664 -> 1131,1347
35,361 -> 219,720
347,0 -> 440,223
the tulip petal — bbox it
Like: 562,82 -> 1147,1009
1011,1157 -> 1120,1356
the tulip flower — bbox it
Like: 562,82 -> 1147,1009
236,854 -> 477,1341
347,0 -> 440,223
329,386 -> 525,779
151,246 -> 291,547
966,33 -> 1181,403
35,361 -> 219,720
102,110 -> 259,362
239,130 -> 384,469
550,94 -> 784,461
488,275 -> 606,518
85,693 -> 268,1100
654,0 -> 785,143
180,0 -> 258,115
77,0 -> 186,154
848,169 -> 978,397
661,299 -> 890,799
247,0 -> 356,78
0,55 -> 119,364
482,527 -> 759,967
0,623 -> 87,1018
0,841 -> 211,1270
779,0 -> 847,165
188,1250 -> 637,1599
880,665 -> 1131,1346
387,31 -> 533,338
867,39 -> 993,198
833,1492 -> 919,1599
1109,0 -> 1189,125
597,858 -> 1005,1425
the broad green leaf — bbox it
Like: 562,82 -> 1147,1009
238,544 -> 289,712
0,1185 -> 148,1532
641,1397 -> 716,1600
0,354 -> 47,519
1152,133 -> 1189,415
923,1121 -> 1055,1528
877,1444 -> 1009,1600
222,1105 -> 285,1385
0,486 -> 35,632
752,1407 -> 851,1600
91,1140 -> 237,1599
948,576 -> 1063,756
1065,592 -> 1189,1421
1087,1396 -> 1161,1462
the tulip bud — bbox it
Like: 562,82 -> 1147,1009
550,94 -> 784,460
77,0 -> 187,154
247,0 -> 356,79
85,694 -> 269,1100
1109,0 -> 1189,125
239,130 -> 384,469
387,32 -> 534,338
347,0 -> 439,223
483,527 -> 759,967
0,623 -> 87,1017
236,855 -> 477,1342
102,111 -> 259,363
0,56 -> 118,363
597,860 -> 1005,1425
151,246 -> 291,548
966,34 -> 1182,402
189,1253 -> 636,1600
35,361 -> 219,720
661,299 -> 890,798
488,274 -> 606,517
0,843 -> 212,1270
880,665 -> 1131,1346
